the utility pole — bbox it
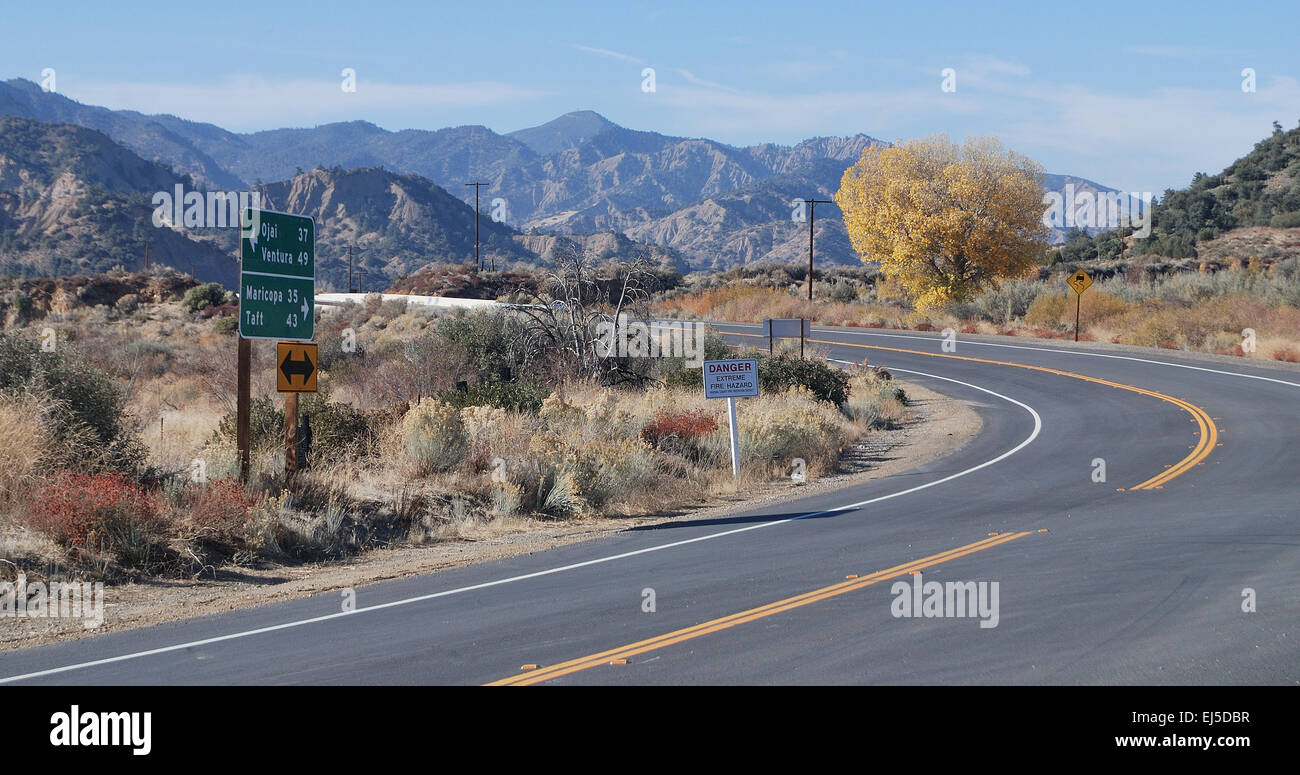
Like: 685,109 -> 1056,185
464,182 -> 487,271
347,246 -> 354,293
805,198 -> 833,301
144,241 -> 150,271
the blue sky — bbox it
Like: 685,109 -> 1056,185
3,0 -> 1297,193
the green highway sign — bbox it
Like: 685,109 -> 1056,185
239,208 -> 315,340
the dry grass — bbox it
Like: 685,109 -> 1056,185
0,392 -> 54,510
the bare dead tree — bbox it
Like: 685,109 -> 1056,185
509,240 -> 657,384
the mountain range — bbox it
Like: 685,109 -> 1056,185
0,77 -> 1114,287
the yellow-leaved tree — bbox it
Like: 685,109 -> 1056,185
835,135 -> 1048,311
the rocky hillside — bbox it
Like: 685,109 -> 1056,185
0,118 -> 238,285
252,166 -> 537,290
513,230 -> 688,273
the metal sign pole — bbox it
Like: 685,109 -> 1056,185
1075,293 -> 1081,342
727,396 -> 740,479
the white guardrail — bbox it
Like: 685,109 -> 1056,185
314,292 -> 506,310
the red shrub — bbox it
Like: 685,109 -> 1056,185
641,409 -> 718,447
914,323 -> 936,332
1272,347 -> 1300,363
188,478 -> 255,536
27,473 -> 165,550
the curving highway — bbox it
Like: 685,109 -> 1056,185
1,324 -> 1297,685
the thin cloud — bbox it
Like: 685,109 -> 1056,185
570,44 -> 645,65
674,69 -> 741,93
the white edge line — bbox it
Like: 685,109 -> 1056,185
0,369 -> 1040,684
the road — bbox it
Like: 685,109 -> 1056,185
2,324 -> 1297,685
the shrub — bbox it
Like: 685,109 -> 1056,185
1268,211 -> 1300,228
637,410 -> 717,447
26,472 -> 169,568
437,378 -> 549,413
758,354 -> 850,405
212,315 -> 238,335
845,371 -> 909,429
299,397 -> 380,462
114,293 -> 139,314
185,478 -> 257,553
401,399 -> 467,474
829,282 -> 858,303
434,309 -> 527,377
214,396 -> 284,453
703,386 -> 847,471
183,282 -> 227,312
527,431 -> 654,513
0,332 -> 145,473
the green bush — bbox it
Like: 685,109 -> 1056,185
1269,211 -> 1300,228
299,396 -> 381,461
434,309 -> 526,377
829,281 -> 858,303
184,282 -> 227,312
437,378 -> 549,414
213,396 -> 283,453
212,315 -> 238,335
758,354 -> 850,406
0,332 -> 146,473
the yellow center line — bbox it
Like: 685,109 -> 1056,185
707,327 -> 1216,491
487,531 -> 1031,686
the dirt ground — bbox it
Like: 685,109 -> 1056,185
0,378 -> 980,652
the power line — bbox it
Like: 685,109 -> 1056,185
805,198 -> 834,301
464,182 -> 488,271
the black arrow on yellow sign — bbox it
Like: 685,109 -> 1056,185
277,342 -> 318,392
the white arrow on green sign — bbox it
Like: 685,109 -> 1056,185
239,207 -> 315,340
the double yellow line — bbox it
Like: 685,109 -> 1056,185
487,531 -> 1031,685
717,329 -> 1217,491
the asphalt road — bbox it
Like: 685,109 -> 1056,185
2,325 -> 1297,685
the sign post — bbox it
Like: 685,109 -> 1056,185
238,208 -> 316,481
765,318 -> 811,358
703,358 -> 760,478
1067,269 -> 1093,342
